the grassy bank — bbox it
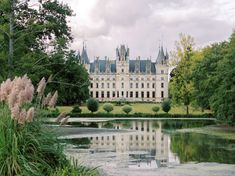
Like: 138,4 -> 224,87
57,103 -> 211,115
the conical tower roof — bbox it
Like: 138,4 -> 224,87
81,42 -> 90,64
156,45 -> 165,64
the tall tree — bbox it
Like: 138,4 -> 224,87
0,0 -> 90,105
0,0 -> 73,80
209,33 -> 235,123
48,50 -> 90,105
169,33 -> 195,115
192,42 -> 228,111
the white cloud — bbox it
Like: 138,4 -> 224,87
62,0 -> 235,60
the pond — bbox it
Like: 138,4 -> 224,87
59,119 -> 235,176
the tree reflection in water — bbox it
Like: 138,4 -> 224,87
171,133 -> 235,164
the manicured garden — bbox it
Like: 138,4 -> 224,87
56,99 -> 212,118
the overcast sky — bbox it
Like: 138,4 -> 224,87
62,0 -> 235,61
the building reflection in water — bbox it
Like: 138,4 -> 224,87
68,120 -> 180,169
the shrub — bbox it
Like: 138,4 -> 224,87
162,99 -> 171,113
152,106 -> 160,114
87,98 -> 99,113
122,105 -> 132,114
115,101 -> 124,106
0,76 -> 67,175
0,76 -> 95,176
71,105 -> 82,114
103,103 -> 114,113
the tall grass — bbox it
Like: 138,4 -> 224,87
0,103 -> 67,175
0,75 -> 99,176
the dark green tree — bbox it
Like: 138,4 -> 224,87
0,0 -> 73,79
48,51 -> 89,105
87,98 -> 99,113
209,33 -> 235,123
161,99 -> 171,113
192,42 -> 228,111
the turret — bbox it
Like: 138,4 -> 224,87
156,45 -> 168,65
81,42 -> 90,65
116,45 -> 129,61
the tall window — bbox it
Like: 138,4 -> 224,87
107,83 -> 110,88
96,91 -> 99,98
90,91 -> 93,97
141,83 -> 144,88
152,91 -> 155,98
107,91 -> 110,98
130,91 -> 133,97
126,91 -> 128,98
161,91 -> 164,98
112,91 -> 115,97
147,83 -> 149,88
113,83 -> 115,88
96,83 -> 98,88
90,83 -> 93,88
102,83 -> 104,88
122,83 -> 124,88
101,91 -> 104,98
152,83 -> 155,88
161,70 -> 164,74
147,91 -> 150,98
136,83 -> 138,88
161,77 -> 164,81
141,91 -> 144,98
161,83 -> 164,88
136,92 -> 139,98
130,83 -> 133,88
121,91 -> 124,97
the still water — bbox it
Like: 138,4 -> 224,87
61,120 -> 235,176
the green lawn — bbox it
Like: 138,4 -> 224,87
57,103 -> 211,115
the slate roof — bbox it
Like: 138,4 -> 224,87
89,59 -> 156,74
90,59 -> 116,73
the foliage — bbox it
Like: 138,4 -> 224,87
0,0 -> 89,105
209,34 -> 235,124
161,99 -> 171,113
47,51 -> 90,105
50,162 -> 98,176
68,112 -> 214,118
87,98 -> 99,113
0,76 -> 95,175
71,105 -> 82,114
103,103 -> 114,113
192,31 -> 235,124
122,105 -> 132,114
191,43 -> 228,110
0,103 -> 68,176
152,106 -> 160,114
170,33 -> 196,114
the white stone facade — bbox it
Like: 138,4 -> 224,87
80,45 -> 169,102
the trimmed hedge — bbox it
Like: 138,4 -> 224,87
67,112 -> 214,118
